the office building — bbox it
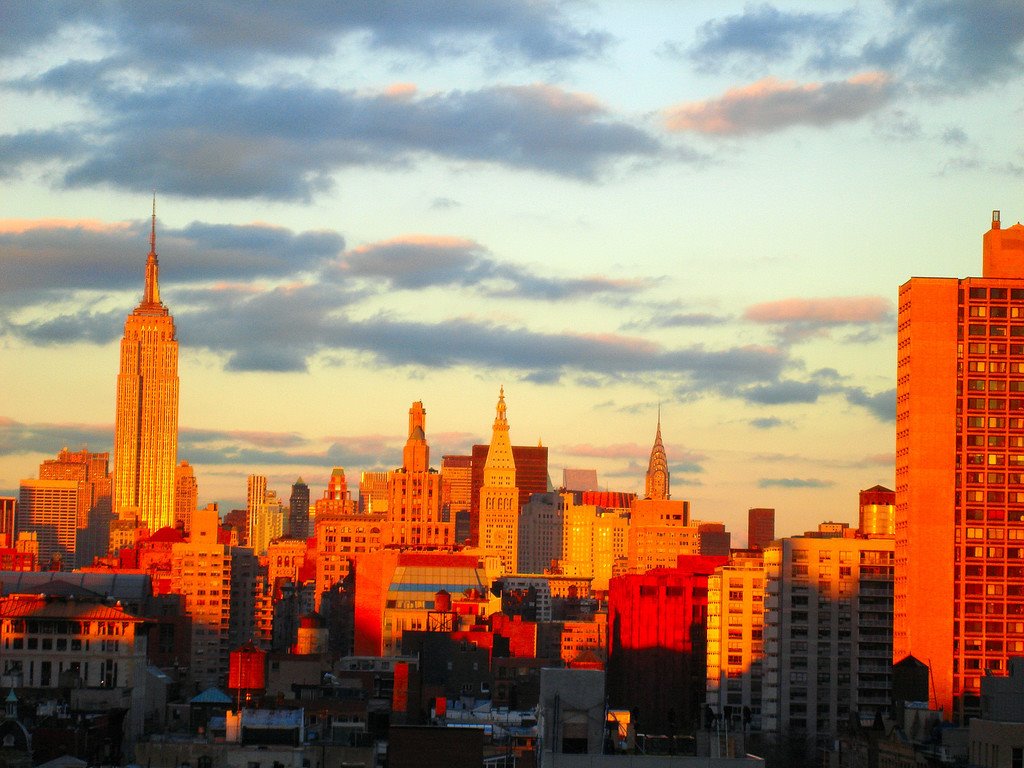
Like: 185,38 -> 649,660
0,496 -> 14,547
288,477 -> 310,540
359,470 -> 389,514
441,454 -> 473,543
249,490 -> 284,556
174,460 -> 197,535
478,387 -> 520,573
895,211 -> 1024,720
16,478 -> 79,569
562,468 -> 598,492
470,442 -> 548,546
747,507 -> 776,551
112,204 -> 179,531
386,401 -> 450,547
34,448 -> 113,566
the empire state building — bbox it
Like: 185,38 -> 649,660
112,204 -> 179,531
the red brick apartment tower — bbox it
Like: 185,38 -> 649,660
896,211 -> 1024,722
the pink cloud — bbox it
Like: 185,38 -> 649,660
744,296 -> 892,325
664,72 -> 893,135
0,219 -> 132,235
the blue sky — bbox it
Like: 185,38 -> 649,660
2,1 -> 1022,540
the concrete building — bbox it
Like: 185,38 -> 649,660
174,460 -> 197,535
762,527 -> 894,739
440,454 -> 473,544
607,555 -> 727,734
288,478 -> 310,540
896,211 -> 1024,721
38,448 -> 113,566
470,442 -> 548,547
171,507 -> 234,691
16,478 -> 78,569
112,204 -> 179,532
358,470 -> 389,515
626,497 -> 696,573
747,508 -> 775,551
706,550 -> 766,730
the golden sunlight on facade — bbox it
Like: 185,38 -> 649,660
112,203 -> 179,532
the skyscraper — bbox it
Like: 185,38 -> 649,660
112,203 -> 179,532
386,401 -> 449,547
174,460 -> 198,535
479,387 -> 520,573
289,477 -> 311,540
896,211 -> 1024,721
645,412 -> 670,500
747,507 -> 776,550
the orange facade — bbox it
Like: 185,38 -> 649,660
896,212 -> 1024,721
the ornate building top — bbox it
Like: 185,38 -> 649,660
644,409 -> 670,500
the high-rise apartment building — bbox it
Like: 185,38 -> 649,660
249,490 -> 284,556
479,388 -> 520,573
747,508 -> 776,551
386,401 -> 450,547
896,211 -> 1024,721
171,507 -> 233,690
113,204 -> 179,531
762,528 -> 894,738
705,550 -> 766,729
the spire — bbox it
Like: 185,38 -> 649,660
143,194 -> 161,306
645,408 -> 670,500
494,385 -> 508,427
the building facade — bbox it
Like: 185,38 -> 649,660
895,211 -> 1024,721
478,388 -> 520,574
762,530 -> 894,739
113,205 -> 179,531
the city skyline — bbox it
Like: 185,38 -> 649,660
2,3 -> 1023,539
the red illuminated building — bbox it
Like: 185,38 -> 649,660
606,554 -> 727,734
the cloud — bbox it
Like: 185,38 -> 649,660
683,2 -> 1024,92
0,417 -> 111,458
843,386 -> 896,422
750,416 -> 786,430
0,218 -> 344,296
0,2 -> 609,66
6,78 -> 664,199
744,295 -> 894,343
741,380 -> 824,405
622,311 -> 728,331
757,477 -> 834,489
665,73 -> 895,136
687,4 -> 852,72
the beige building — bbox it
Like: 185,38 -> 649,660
386,401 -> 451,547
762,527 -> 894,739
706,551 -> 766,729
171,507 -> 233,690
16,478 -> 78,569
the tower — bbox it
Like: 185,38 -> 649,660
112,201 -> 179,531
896,211 -> 1024,721
386,401 -> 449,547
479,387 -> 520,573
645,410 -> 670,500
289,477 -> 310,540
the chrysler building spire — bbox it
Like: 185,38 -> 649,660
645,407 -> 670,500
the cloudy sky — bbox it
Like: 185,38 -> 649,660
2,1 -> 1023,541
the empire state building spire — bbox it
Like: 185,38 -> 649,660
112,202 -> 179,534
143,195 -> 161,307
